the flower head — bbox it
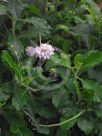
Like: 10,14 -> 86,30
34,43 -> 54,59
26,46 -> 35,56
26,43 -> 54,59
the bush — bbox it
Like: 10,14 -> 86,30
0,0 -> 102,136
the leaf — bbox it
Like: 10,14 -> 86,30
0,90 -> 9,103
12,89 -> 29,111
2,50 -> 14,71
28,4 -> 40,15
74,54 -> 84,70
81,79 -> 102,102
60,117 -> 76,134
45,53 -> 71,69
56,129 -> 71,136
38,106 -> 57,119
23,17 -> 51,38
82,89 -> 94,102
5,111 -> 33,136
2,51 -> 22,81
0,5 -> 7,15
0,82 -> 14,107
88,67 -> 102,84
52,87 -> 67,107
37,126 -> 49,135
60,53 -> 71,68
8,34 -> 24,58
77,118 -> 94,134
94,103 -> 102,118
82,51 -> 102,70
56,24 -> 69,32
7,1 -> 28,17
80,0 -> 100,15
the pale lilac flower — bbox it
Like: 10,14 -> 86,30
26,46 -> 35,56
34,43 -> 54,59
26,43 -> 55,59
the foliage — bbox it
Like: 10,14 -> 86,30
0,0 -> 102,136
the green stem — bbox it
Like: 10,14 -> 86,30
12,17 -> 16,36
12,16 -> 20,62
74,78 -> 81,103
38,110 -> 85,128
20,83 -> 39,92
69,67 -> 81,102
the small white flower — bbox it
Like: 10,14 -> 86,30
26,43 -> 55,59
34,43 -> 54,59
26,46 -> 35,56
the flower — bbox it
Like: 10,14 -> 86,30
26,46 -> 35,56
26,43 -> 54,59
34,43 -> 54,59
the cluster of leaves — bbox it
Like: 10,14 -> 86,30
1,0 -> 102,136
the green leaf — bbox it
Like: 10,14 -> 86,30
2,50 -> 13,69
80,0 -> 100,15
8,34 -> 24,58
7,1 -> 28,17
94,103 -> 102,118
60,116 -> 76,134
77,118 -> 94,134
56,129 -> 71,136
52,87 -> 67,107
81,79 -> 102,102
6,111 -> 33,136
12,89 -> 29,111
88,66 -> 102,84
56,24 -> 70,32
74,54 -> 83,70
0,82 -> 14,94
60,53 -> 71,68
38,106 -> 57,119
0,5 -> 7,15
23,17 -> 51,38
2,50 -> 23,81
45,53 -> 71,69
82,51 -> 102,70
82,89 -> 94,102
37,126 -> 49,135
28,4 -> 40,15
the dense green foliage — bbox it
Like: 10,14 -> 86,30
0,0 -> 102,135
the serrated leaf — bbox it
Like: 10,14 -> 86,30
22,17 -> 51,38
82,51 -> 102,70
74,54 -> 83,70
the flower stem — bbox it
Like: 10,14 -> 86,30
38,110 -> 85,128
